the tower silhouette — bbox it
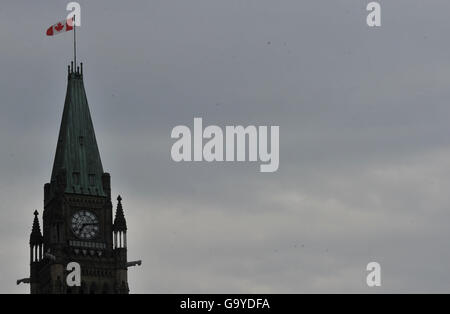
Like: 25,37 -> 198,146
27,64 -> 135,294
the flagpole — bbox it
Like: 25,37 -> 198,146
74,15 -> 76,69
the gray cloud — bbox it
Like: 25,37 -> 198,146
1,0 -> 450,293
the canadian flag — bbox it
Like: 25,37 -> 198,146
46,18 -> 74,36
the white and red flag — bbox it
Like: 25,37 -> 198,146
46,18 -> 74,36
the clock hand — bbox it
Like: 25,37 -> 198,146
80,222 -> 98,233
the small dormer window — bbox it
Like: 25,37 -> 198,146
79,136 -> 84,146
89,174 -> 96,186
72,172 -> 80,185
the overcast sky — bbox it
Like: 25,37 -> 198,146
2,0 -> 450,293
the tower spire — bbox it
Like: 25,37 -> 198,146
113,195 -> 127,232
49,64 -> 105,198
30,211 -> 43,245
113,195 -> 128,249
29,210 -> 43,266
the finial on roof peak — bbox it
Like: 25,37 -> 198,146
67,61 -> 84,77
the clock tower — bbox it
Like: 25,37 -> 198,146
27,63 -> 136,294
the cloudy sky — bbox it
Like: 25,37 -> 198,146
2,0 -> 450,293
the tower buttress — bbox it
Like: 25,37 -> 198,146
29,211 -> 43,294
113,195 -> 129,294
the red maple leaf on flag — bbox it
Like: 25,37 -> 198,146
46,18 -> 75,36
55,23 -> 64,32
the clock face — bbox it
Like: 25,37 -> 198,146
71,210 -> 99,240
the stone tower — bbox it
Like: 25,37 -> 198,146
28,63 -> 132,294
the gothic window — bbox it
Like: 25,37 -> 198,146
89,174 -> 95,186
72,172 -> 80,185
